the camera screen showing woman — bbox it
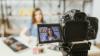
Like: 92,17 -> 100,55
38,24 -> 62,43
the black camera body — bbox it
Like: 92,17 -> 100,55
61,9 -> 98,56
62,9 -> 98,42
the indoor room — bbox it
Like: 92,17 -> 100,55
0,0 -> 100,56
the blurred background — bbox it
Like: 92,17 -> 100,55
0,0 -> 100,47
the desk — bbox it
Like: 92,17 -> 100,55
0,37 -> 62,56
89,45 -> 100,56
0,37 -> 100,56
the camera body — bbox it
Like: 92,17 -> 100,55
61,9 -> 98,56
62,9 -> 98,42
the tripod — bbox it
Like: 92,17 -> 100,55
61,41 -> 91,56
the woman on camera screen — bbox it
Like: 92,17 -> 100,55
44,27 -> 57,41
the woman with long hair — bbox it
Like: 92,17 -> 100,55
20,8 -> 44,37
45,27 -> 57,41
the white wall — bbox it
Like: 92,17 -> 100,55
92,0 -> 100,43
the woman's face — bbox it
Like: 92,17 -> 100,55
35,10 -> 42,23
48,28 -> 53,36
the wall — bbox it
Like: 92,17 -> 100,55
92,0 -> 100,43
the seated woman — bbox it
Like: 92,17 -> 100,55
20,8 -> 45,38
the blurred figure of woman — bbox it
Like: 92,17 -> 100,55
20,8 -> 44,37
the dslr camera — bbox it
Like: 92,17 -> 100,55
61,9 -> 98,56
37,9 -> 98,56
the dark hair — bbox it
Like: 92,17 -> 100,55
32,8 -> 44,24
47,27 -> 57,39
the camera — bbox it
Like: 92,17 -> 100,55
61,9 -> 98,56
62,9 -> 98,41
37,9 -> 98,56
